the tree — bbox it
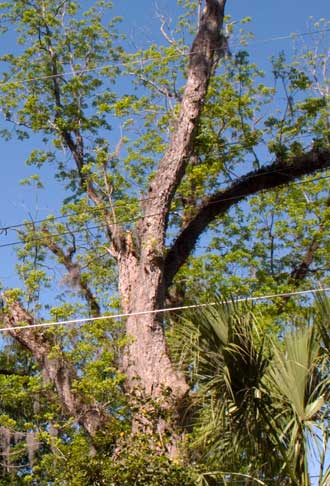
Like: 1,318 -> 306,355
173,299 -> 330,485
0,0 -> 329,479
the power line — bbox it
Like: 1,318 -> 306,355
0,208 -> 173,248
0,222 -> 106,249
1,286 -> 329,333
194,474 -> 323,484
0,199 -> 155,234
0,133 -> 323,233
201,173 -> 330,209
243,27 -> 330,47
0,25 -> 327,240
0,169 -> 329,247
285,174 -> 330,187
0,28 -> 329,88
193,475 -> 322,484
0,211 -> 157,249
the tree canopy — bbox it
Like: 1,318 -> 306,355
0,0 -> 329,483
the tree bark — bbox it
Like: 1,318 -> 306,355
3,0 -> 330,464
119,0 -> 227,407
164,147 -> 330,288
3,301 -> 106,438
105,2 -> 228,453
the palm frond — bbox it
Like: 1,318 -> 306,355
172,297 -> 330,484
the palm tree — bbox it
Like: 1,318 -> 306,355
266,327 -> 326,485
173,299 -> 330,485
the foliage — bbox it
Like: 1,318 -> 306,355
0,0 -> 328,483
32,433 -> 195,485
172,23 -> 330,309
172,299 -> 330,485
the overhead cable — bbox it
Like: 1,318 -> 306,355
1,286 -> 329,333
0,171 -> 329,249
1,144 -> 327,234
0,28 -> 329,88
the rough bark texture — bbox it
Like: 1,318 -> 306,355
164,147 -> 330,288
119,0 -> 227,409
3,301 -> 106,437
2,0 -> 330,463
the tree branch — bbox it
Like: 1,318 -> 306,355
164,147 -> 330,289
41,228 -> 101,317
2,301 -> 107,437
286,194 -> 329,285
290,235 -> 321,282
276,212 -> 326,309
132,72 -> 179,102
40,20 -> 123,252
139,0 -> 227,250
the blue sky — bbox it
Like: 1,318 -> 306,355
0,0 -> 328,279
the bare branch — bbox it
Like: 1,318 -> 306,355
36,16 -> 124,250
101,165 -> 119,233
131,72 -> 179,103
159,15 -> 175,46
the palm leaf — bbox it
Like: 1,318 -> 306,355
172,298 -> 330,484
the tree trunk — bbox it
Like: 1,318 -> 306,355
113,0 -> 227,452
117,241 -> 189,454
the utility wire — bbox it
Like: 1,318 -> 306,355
0,26 -> 327,236
0,171 -> 329,249
1,287 -> 329,333
0,136 -> 323,233
0,222 -> 107,249
0,28 -> 329,88
193,475 -> 323,484
243,27 -> 330,46
0,175 -> 330,248
0,169 -> 329,245
192,476 -> 322,484
0,202 -> 147,234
